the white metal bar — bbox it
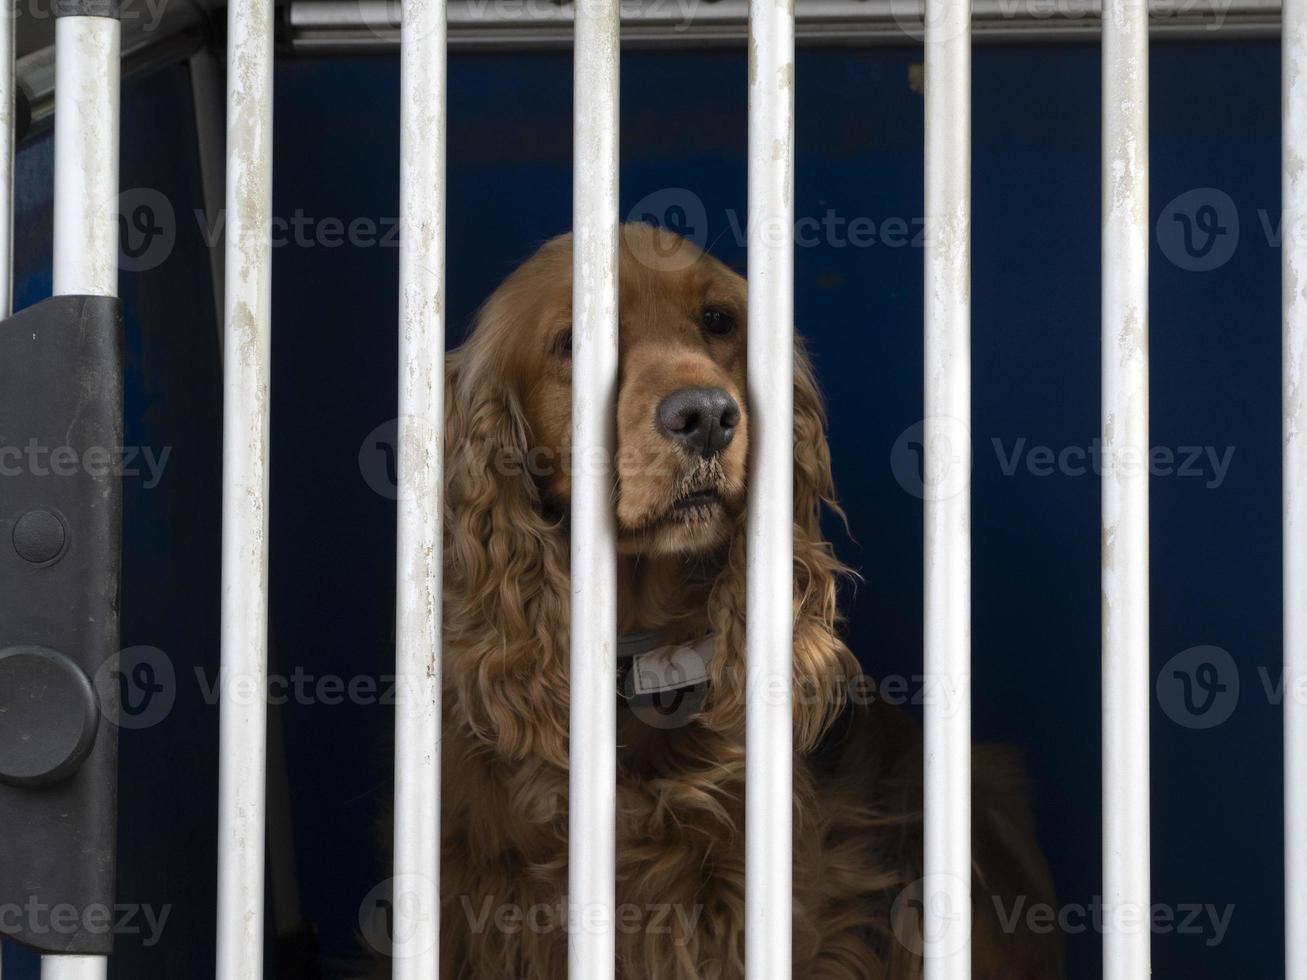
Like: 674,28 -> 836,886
1286,0 -> 1307,970
1101,0 -> 1150,969
745,0 -> 795,974
52,16 -> 120,299
922,0 -> 972,971
40,957 -> 107,980
0,0 -> 13,318
43,12 -> 120,980
569,0 -> 619,974
19,1 -> 205,134
390,0 -> 447,974
215,0 -> 274,973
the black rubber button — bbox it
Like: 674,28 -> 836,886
0,646 -> 101,787
12,509 -> 67,564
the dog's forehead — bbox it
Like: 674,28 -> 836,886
505,225 -> 741,338
618,255 -> 708,312
618,222 -> 701,267
617,227 -> 741,321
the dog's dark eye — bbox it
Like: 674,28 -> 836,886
554,328 -> 573,358
700,308 -> 736,337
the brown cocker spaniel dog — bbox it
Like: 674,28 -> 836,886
433,223 -> 1063,978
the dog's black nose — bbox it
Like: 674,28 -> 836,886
656,387 -> 740,458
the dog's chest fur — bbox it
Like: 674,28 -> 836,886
438,697 -> 910,980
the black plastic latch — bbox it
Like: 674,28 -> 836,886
0,294 -> 124,956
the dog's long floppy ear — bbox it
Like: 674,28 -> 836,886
792,338 -> 842,547
442,334 -> 571,769
789,338 -> 860,751
705,337 -> 859,753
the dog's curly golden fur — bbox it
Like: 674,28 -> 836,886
424,224 -> 1063,978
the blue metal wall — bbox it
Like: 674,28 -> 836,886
3,39 -> 1282,979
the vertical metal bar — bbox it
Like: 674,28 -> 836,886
570,0 -> 619,974
922,0 -> 972,972
391,0 -> 446,973
45,9 -> 120,978
215,0 -> 273,973
745,0 -> 795,974
1101,0 -> 1150,970
39,958 -> 107,980
1285,0 -> 1307,971
0,0 -> 13,318
52,16 -> 119,299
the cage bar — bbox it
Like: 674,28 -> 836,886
1100,0 -> 1151,972
1286,0 -> 1307,971
569,0 -> 620,977
40,959 -> 107,980
42,9 -> 121,980
921,0 -> 973,972
215,0 -> 274,975
390,0 -> 448,974
744,0 -> 795,975
51,17 -> 119,300
18,1 -> 205,136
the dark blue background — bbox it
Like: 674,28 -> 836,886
3,40 -> 1283,978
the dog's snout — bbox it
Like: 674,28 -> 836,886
656,387 -> 740,458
